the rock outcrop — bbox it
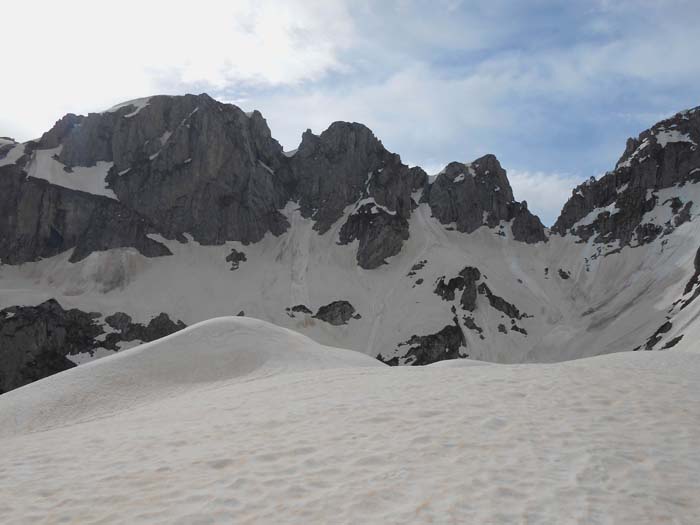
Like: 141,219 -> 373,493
0,163 -> 170,264
477,282 -> 523,320
434,266 -> 481,311
0,95 -> 293,265
103,96 -> 291,247
291,122 -> 426,268
226,248 -> 247,270
286,304 -> 313,317
0,301 -> 186,393
553,106 -> 700,245
0,300 -> 99,393
380,319 -> 466,366
104,312 -> 186,349
425,155 -> 547,243
313,301 -> 360,326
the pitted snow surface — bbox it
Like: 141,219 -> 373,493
0,318 -> 698,524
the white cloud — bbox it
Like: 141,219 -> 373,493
245,60 -> 518,158
2,0 -> 698,226
1,0 -> 353,140
506,170 -> 583,226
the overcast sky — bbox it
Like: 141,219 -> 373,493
2,0 -> 699,224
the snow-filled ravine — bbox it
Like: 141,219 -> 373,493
0,317 -> 698,524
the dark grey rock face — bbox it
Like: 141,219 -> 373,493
511,323 -> 528,335
37,113 -> 83,150
3,95 -> 440,270
661,335 -> 684,349
425,155 -> 546,243
681,245 -> 700,308
511,201 -> 548,243
434,266 -> 481,311
0,301 -> 186,393
105,312 -> 132,332
103,95 -> 290,247
226,249 -> 247,270
285,123 -> 418,231
383,264 -> 532,365
644,320 -> 673,350
433,265 -> 526,320
0,163 -> 170,264
407,259 -> 427,277
338,204 -> 409,269
286,304 -> 313,317
688,245 -> 700,291
0,95 -> 294,264
380,318 -> 466,366
2,93 -> 549,270
101,312 -> 186,348
313,301 -> 359,326
477,282 -> 522,320
0,300 -> 98,393
289,122 -> 427,268
462,316 -> 484,337
553,107 -> 700,245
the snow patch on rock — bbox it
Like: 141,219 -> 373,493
655,129 -> 696,148
354,197 -> 396,216
105,97 -> 152,117
25,147 -> 117,199
0,143 -> 25,167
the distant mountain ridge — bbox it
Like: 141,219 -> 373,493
1,94 -> 699,393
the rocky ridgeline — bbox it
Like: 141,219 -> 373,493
2,96 -> 700,387
286,300 -> 361,326
0,93 -> 544,271
553,106 -> 700,246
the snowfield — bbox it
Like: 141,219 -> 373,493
1,317 -> 699,524
3,193 -> 700,366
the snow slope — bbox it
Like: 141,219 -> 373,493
0,317 -> 383,437
2,98 -> 699,370
2,184 -> 699,365
0,319 -> 698,524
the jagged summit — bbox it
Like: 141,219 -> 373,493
552,105 -> 700,245
2,96 -> 700,390
425,154 -> 546,244
0,93 -> 544,270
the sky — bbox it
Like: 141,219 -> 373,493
2,0 -> 699,225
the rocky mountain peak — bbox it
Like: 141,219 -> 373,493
425,154 -> 546,243
0,93 -> 548,270
302,121 -> 383,158
552,105 -> 700,247
4,97 -> 700,389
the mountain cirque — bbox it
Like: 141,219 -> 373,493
1,95 -> 700,391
